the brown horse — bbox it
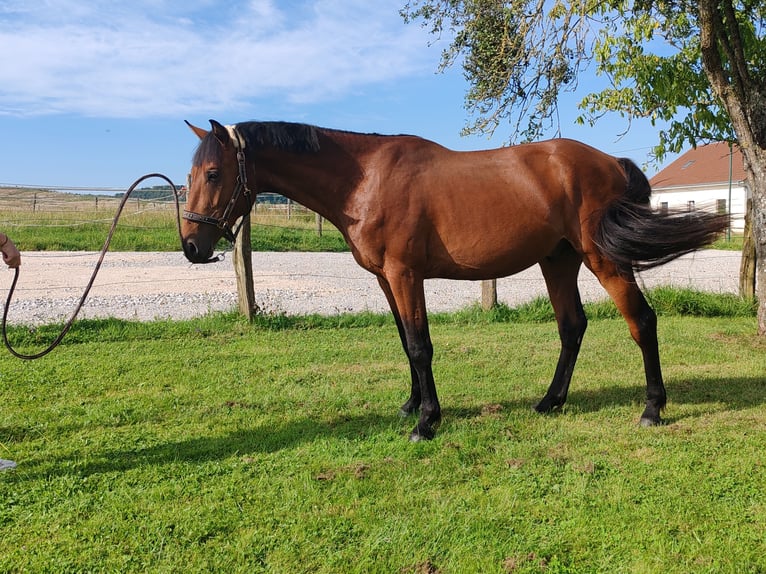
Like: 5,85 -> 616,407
182,120 -> 728,441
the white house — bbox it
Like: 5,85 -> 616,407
649,142 -> 750,233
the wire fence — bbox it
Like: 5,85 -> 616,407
0,186 -> 322,232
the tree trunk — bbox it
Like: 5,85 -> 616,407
739,198 -> 756,299
699,0 -> 766,334
739,155 -> 766,334
751,170 -> 766,335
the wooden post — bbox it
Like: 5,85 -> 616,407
315,212 -> 323,237
233,213 -> 256,320
481,279 -> 497,310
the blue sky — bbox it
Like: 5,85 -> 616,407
0,0 -> 677,190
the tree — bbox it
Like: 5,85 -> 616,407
402,0 -> 766,334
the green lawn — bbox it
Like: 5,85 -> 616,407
1,311 -> 763,573
0,188 -> 761,571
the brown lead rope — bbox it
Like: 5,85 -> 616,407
2,173 -> 184,360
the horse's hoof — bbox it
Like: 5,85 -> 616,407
639,416 -> 663,427
533,398 -> 560,414
409,424 -> 435,442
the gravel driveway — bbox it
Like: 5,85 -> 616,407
1,250 -> 742,326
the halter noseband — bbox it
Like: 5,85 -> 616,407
183,127 -> 253,243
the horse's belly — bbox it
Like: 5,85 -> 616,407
426,235 -> 558,280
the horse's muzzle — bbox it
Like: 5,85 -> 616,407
182,238 -> 219,264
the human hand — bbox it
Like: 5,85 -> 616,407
0,234 -> 21,268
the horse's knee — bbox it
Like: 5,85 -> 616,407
406,339 -> 433,367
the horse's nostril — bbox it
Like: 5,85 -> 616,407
183,238 -> 216,263
183,239 -> 199,260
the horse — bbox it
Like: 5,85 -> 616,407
181,119 -> 729,441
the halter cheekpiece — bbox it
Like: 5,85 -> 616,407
183,126 -> 253,243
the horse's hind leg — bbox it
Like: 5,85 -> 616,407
588,262 -> 666,426
535,242 -> 588,414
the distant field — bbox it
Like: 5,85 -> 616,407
0,187 -> 348,252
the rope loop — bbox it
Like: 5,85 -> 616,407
2,173 -> 183,360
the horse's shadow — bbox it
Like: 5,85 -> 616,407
13,410 -> 398,480
11,375 -> 765,479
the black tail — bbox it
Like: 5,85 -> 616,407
594,158 -> 730,276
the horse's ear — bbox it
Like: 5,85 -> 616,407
185,120 -> 209,140
209,119 -> 231,147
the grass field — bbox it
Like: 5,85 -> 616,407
0,188 -> 348,252
1,303 -> 763,573
1,187 -> 762,572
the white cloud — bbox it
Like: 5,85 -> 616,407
0,0 -> 434,118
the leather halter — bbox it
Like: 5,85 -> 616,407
183,128 -> 253,243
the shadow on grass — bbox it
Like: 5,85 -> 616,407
16,410 -> 399,479
11,376 -> 765,479
448,375 -> 766,424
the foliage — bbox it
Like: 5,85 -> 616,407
1,311 -> 763,572
438,287 -> 756,325
3,290 -> 754,349
401,1 -> 765,161
578,1 -> 766,161
401,0 -> 595,142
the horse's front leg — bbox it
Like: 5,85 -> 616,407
378,270 -> 441,441
376,276 -> 420,417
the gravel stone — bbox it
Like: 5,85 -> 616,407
0,250 -> 742,326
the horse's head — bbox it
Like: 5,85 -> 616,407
182,119 -> 253,263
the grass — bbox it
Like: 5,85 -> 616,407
1,300 -> 764,573
0,189 -> 348,252
1,187 -> 761,571
709,234 -> 744,251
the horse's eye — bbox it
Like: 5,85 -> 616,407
207,170 -> 219,183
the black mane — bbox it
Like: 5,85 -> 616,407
192,121 -> 413,166
237,121 -> 321,153
192,121 -> 321,167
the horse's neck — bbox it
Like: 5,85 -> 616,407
255,134 -> 368,227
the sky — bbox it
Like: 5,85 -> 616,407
0,0 -> 679,191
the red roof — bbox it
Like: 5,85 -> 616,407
649,142 -> 747,188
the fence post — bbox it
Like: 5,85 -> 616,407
315,212 -> 323,237
481,279 -> 497,310
233,213 -> 256,320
